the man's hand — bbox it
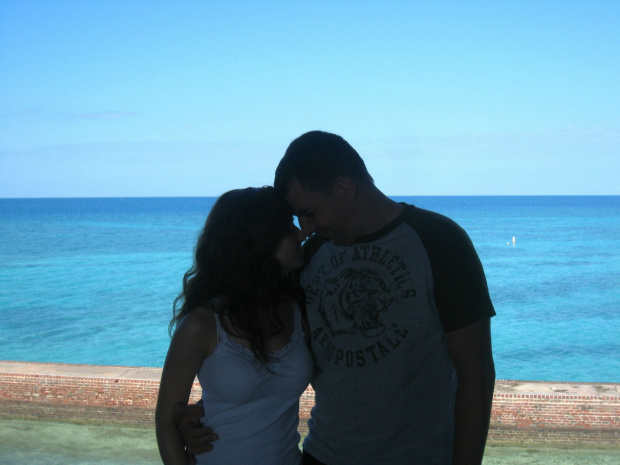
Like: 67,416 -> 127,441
174,403 -> 218,465
446,318 -> 495,465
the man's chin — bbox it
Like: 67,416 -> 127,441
317,230 -> 352,246
329,236 -> 353,246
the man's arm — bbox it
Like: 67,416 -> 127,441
445,317 -> 495,465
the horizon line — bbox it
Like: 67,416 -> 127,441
2,194 -> 620,200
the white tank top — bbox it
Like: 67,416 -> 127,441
196,305 -> 313,465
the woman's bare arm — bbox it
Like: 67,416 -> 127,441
155,307 -> 217,465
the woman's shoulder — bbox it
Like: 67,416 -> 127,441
180,303 -> 217,328
174,303 -> 219,355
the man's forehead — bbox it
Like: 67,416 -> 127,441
284,179 -> 318,209
285,194 -> 316,217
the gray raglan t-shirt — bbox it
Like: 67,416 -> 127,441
300,204 -> 495,465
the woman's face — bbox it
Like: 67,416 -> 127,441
273,224 -> 305,274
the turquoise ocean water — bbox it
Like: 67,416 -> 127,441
1,196 -> 618,383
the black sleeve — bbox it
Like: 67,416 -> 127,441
404,206 -> 496,332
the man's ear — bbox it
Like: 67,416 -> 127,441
333,176 -> 356,201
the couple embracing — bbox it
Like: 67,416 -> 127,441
155,131 -> 496,465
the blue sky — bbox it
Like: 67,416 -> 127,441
1,0 -> 619,197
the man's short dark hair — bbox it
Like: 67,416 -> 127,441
274,131 -> 374,195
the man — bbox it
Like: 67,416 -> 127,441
183,131 -> 496,465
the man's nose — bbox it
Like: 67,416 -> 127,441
298,217 -> 315,237
293,226 -> 306,242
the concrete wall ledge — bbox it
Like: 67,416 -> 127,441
1,361 -> 618,446
0,361 -> 162,380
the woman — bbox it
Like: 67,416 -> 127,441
155,187 -> 312,465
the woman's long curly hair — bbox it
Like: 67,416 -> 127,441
170,187 -> 303,365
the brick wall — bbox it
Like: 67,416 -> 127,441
489,380 -> 619,445
0,364 -> 198,426
1,362 -> 618,445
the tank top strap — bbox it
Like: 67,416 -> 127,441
292,304 -> 299,328
211,300 -> 305,350
206,297 -> 224,343
210,307 -> 253,355
212,311 -> 225,343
